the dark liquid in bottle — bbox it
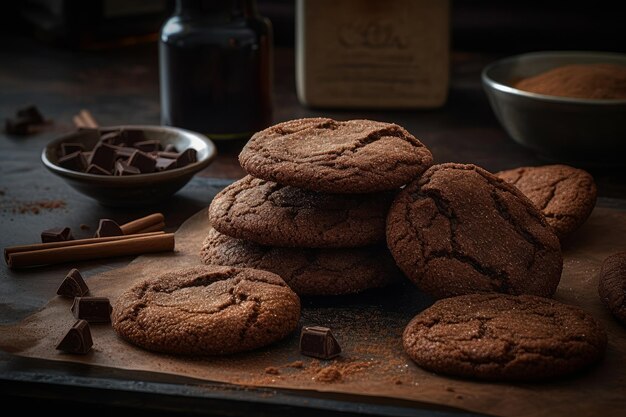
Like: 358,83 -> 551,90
160,1 -> 272,139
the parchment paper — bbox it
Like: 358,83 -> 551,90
1,207 -> 625,417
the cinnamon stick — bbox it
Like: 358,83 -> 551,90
4,231 -> 165,261
72,109 -> 99,129
79,109 -> 98,128
120,213 -> 165,235
6,233 -> 174,269
72,115 -> 87,129
134,222 -> 165,234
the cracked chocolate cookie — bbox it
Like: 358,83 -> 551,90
200,229 -> 399,295
403,294 -> 607,381
598,252 -> 626,325
386,163 -> 562,299
496,165 -> 597,240
112,265 -> 300,355
209,175 -> 393,248
239,118 -> 433,193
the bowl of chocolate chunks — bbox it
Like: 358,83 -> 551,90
42,125 -> 217,206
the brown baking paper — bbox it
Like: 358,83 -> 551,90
2,207 -> 625,417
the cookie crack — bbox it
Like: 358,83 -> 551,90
418,187 -> 513,292
490,188 -> 547,271
428,250 -> 511,292
401,195 -> 435,280
529,175 -> 570,210
117,301 -> 147,326
211,183 -> 252,225
509,169 -> 525,186
272,119 -> 338,135
348,126 -> 419,154
281,125 -> 422,170
239,297 -> 261,342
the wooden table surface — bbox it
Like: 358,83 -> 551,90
1,36 -> 624,416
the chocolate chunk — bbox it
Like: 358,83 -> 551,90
156,157 -> 177,171
71,297 -> 112,323
114,160 -> 140,175
128,150 -> 156,173
5,106 -> 46,135
17,105 -> 45,124
299,326 -> 342,359
5,117 -> 31,135
164,144 -> 178,153
88,143 -> 117,172
57,268 -> 90,298
86,164 -> 112,175
175,148 -> 197,168
119,129 -> 146,144
41,227 -> 74,243
58,151 -> 87,171
75,127 -> 101,137
99,131 -> 124,146
134,140 -> 161,152
157,151 -> 180,159
94,219 -> 123,237
113,146 -> 136,160
56,320 -> 93,354
61,142 -> 85,156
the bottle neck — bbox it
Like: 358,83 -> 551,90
175,0 -> 257,20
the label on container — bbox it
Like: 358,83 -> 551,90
297,0 -> 449,108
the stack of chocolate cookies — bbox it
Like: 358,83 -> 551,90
201,118 -> 434,295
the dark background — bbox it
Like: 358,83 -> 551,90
1,0 -> 625,53
1,2 -> 625,416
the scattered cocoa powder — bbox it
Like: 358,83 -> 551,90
256,357 -> 375,385
285,360 -> 304,369
513,64 -> 626,99
14,199 -> 66,214
264,366 -> 280,375
315,367 -> 342,383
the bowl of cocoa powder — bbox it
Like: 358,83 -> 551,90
482,51 -> 626,165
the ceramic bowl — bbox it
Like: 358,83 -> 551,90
42,125 -> 217,206
482,51 -> 626,166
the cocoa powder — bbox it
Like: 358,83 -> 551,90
0,197 -> 67,215
264,366 -> 280,375
315,367 -> 342,383
254,358 -> 375,386
513,64 -> 626,99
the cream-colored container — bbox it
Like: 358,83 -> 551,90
296,0 -> 450,109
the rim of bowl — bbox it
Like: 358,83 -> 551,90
481,50 -> 626,105
41,125 -> 217,183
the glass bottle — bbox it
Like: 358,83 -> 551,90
160,0 -> 272,140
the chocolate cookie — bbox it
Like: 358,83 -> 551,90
200,229 -> 399,296
209,175 -> 393,248
403,294 -> 607,381
239,118 -> 433,193
496,165 -> 597,239
598,252 -> 626,325
112,265 -> 300,355
386,163 -> 562,299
